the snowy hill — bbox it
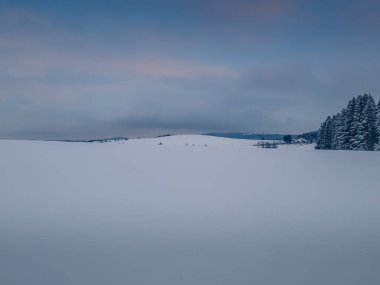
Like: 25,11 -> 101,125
0,135 -> 379,285
127,134 -> 258,146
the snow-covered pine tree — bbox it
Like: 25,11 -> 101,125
350,95 -> 367,150
331,112 -> 344,150
316,94 -> 380,151
343,97 -> 357,150
378,100 -> 380,127
315,121 -> 326,149
336,109 -> 347,149
376,100 -> 380,150
324,116 -> 334,149
362,94 -> 378,150
378,99 -> 380,131
316,116 -> 334,149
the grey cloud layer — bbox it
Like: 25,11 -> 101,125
1,1 -> 380,139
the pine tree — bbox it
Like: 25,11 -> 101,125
350,95 -> 367,150
316,94 -> 380,151
362,95 -> 378,150
343,97 -> 356,150
316,116 -> 333,149
331,112 -> 344,149
337,109 -> 347,149
315,121 -> 326,149
324,116 -> 334,149
378,100 -> 380,134
376,100 -> 380,150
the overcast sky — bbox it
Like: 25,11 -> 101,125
1,0 -> 380,139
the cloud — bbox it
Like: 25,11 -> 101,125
1,41 -> 380,139
0,51 -> 239,81
1,1 -> 380,139
131,58 -> 239,78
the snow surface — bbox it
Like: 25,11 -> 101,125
0,135 -> 379,285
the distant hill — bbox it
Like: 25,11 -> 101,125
205,132 -> 318,142
62,137 -> 128,143
205,133 -> 285,140
296,131 -> 318,142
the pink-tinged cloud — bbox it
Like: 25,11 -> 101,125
130,58 -> 239,79
0,51 -> 239,80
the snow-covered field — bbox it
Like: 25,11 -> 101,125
0,135 -> 379,285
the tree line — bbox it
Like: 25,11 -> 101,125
316,94 -> 380,151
